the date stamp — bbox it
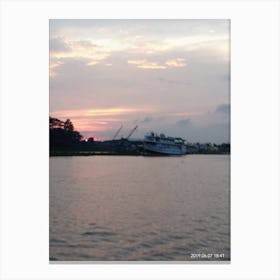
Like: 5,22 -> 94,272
190,253 -> 225,259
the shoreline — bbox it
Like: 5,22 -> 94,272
50,150 -> 230,157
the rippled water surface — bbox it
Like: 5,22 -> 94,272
50,155 -> 230,261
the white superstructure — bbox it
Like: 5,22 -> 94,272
143,132 -> 186,155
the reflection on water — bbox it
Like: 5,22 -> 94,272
50,155 -> 230,261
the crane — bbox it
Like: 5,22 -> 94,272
126,125 -> 138,139
112,124 -> 123,140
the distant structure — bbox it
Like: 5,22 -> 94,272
126,125 -> 138,139
112,125 -> 123,140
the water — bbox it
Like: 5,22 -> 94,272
50,155 -> 230,261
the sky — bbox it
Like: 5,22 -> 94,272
49,19 -> 230,143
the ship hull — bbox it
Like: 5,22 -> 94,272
144,142 -> 186,155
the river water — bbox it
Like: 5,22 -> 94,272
50,155 -> 230,261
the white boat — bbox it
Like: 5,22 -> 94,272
143,132 -> 186,155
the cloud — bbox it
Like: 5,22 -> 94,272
176,118 -> 191,127
165,58 -> 187,67
49,19 -> 227,78
131,40 -> 172,54
75,40 -> 99,48
141,117 -> 153,123
50,37 -> 110,71
127,58 -> 187,70
50,19 -> 229,55
49,59 -> 64,78
127,59 -> 167,69
215,104 -> 230,114
50,37 -> 71,53
51,107 -> 154,119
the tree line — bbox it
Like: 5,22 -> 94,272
50,117 -> 83,151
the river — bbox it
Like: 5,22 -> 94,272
50,155 -> 230,261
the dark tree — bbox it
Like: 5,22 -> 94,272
64,119 -> 74,132
49,117 -> 64,129
49,116 -> 83,151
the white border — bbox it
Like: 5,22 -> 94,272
1,0 -> 279,279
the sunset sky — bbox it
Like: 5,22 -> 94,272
50,19 -> 230,143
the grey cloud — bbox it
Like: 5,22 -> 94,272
76,40 -> 99,48
50,37 -> 71,53
141,117 -> 153,123
215,104 -> 230,114
176,118 -> 191,127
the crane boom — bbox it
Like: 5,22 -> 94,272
126,125 -> 138,139
112,125 -> 123,140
